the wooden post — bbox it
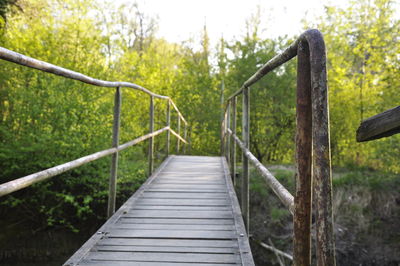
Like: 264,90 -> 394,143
220,80 -> 225,155
293,40 -> 312,266
226,102 -> 231,164
183,123 -> 187,154
149,96 -> 154,175
107,87 -> 121,218
242,87 -> 250,233
166,100 -> 171,156
177,116 -> 181,153
231,97 -> 237,185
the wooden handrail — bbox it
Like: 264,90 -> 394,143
0,47 -> 189,218
0,127 -> 169,197
221,29 -> 336,266
0,47 -> 186,124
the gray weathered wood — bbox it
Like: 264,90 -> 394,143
107,87 -> 121,218
119,218 -> 235,225
85,251 -> 241,264
356,106 -> 400,142
148,96 -> 154,174
242,87 -> 250,232
0,127 -> 169,197
177,116 -> 181,152
79,262 -> 239,266
228,128 -> 294,213
96,245 -> 237,253
97,238 -> 238,247
64,156 -> 255,265
231,97 -> 237,185
221,157 -> 255,266
111,223 -> 235,230
166,100 -> 171,155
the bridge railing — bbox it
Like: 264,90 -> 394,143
0,47 -> 188,218
221,29 -> 336,266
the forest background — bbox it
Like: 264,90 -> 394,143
0,0 -> 399,265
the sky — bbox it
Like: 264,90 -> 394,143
121,0 -> 351,47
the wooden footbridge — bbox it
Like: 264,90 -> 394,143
0,29 -> 337,265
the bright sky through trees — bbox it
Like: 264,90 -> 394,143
121,0 -> 353,46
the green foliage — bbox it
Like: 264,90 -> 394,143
0,0 -> 399,236
310,0 -> 400,171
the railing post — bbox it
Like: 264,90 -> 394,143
231,97 -> 237,185
183,123 -> 187,154
107,86 -> 121,218
149,96 -> 154,175
307,32 -> 336,266
177,116 -> 181,153
220,80 -> 225,155
166,100 -> 171,156
226,101 -> 231,164
294,39 -> 312,266
242,87 -> 250,233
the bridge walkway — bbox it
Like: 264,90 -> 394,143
64,155 -> 254,266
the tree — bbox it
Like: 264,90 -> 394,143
222,12 -> 297,163
312,0 -> 400,169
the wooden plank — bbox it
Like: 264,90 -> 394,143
149,184 -> 227,189
134,198 -> 229,206
356,105 -> 400,142
64,156 -> 174,266
122,210 -> 233,219
118,218 -> 234,225
97,238 -> 238,248
111,223 -> 236,231
221,157 -> 255,266
65,155 -> 255,266
107,229 -> 236,239
141,192 -> 228,199
129,205 -> 231,211
146,188 -> 227,192
85,251 -> 241,264
95,245 -> 237,254
154,179 -> 225,184
79,260 -> 239,266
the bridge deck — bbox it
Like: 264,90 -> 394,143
64,155 -> 254,266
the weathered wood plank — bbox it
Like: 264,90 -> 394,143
129,205 -> 231,211
79,261 -> 239,266
149,185 -> 227,190
111,223 -> 236,231
356,106 -> 400,142
122,209 -> 233,219
107,229 -> 236,239
141,192 -> 228,199
95,245 -> 237,253
134,198 -> 229,206
97,238 -> 238,248
118,218 -> 234,225
64,156 -> 254,265
85,251 -> 241,264
64,156 -> 174,266
145,189 -> 228,193
221,157 -> 255,266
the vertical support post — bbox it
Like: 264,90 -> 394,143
220,80 -> 225,155
107,87 -> 121,218
149,96 -> 154,175
293,40 -> 312,266
308,32 -> 336,266
242,87 -> 250,233
183,123 -> 187,154
166,100 -> 171,156
231,97 -> 237,185
177,116 -> 181,153
226,101 -> 231,164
